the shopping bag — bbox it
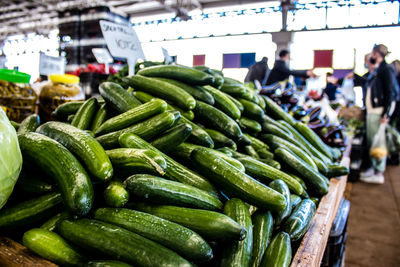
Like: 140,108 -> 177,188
370,124 -> 388,159
341,78 -> 355,103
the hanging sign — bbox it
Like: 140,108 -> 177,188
39,53 -> 65,75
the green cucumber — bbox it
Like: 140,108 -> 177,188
257,95 -> 266,109
259,158 -> 281,170
23,228 -> 86,266
95,99 -> 167,136
125,174 -> 223,210
260,232 -> 292,267
90,104 -> 110,133
202,85 -> 241,119
326,164 -> 349,178
220,83 -> 246,96
221,198 -> 253,267
211,72 -> 224,89
151,123 -> 192,153
223,77 -> 242,84
262,95 -> 296,126
283,199 -> 316,241
269,180 -> 291,225
250,211 -> 273,267
0,192 -> 62,228
191,147 -> 286,212
239,98 -> 265,121
106,148 -> 167,176
37,121 -> 113,181
132,203 -> 246,241
312,155 -> 329,175
52,101 -> 84,121
167,103 -> 195,120
237,134 -> 252,146
244,145 -> 260,158
205,129 -> 235,148
193,101 -> 242,140
93,207 -> 212,262
104,181 -> 129,208
262,123 -> 293,140
310,197 -> 320,206
58,219 -> 192,266
15,176 -> 53,194
237,157 -> 304,196
124,75 -> 196,110
119,133 -> 219,197
156,78 -> 215,105
257,148 -> 274,160
226,93 -> 244,112
99,82 -> 141,113
241,88 -> 256,101
137,65 -> 214,85
239,117 -> 262,133
41,211 -> 70,231
96,111 -> 176,149
294,122 -> 333,160
274,147 -> 329,195
288,173 -> 307,190
290,194 -> 302,210
10,120 -> 20,130
87,260 -> 132,267
18,133 -> 93,216
245,134 -> 269,151
263,115 -> 292,134
67,114 -> 75,123
71,97 -> 98,130
18,114 -> 40,133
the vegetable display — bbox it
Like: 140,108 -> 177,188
0,63 -> 349,267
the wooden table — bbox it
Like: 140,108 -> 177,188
291,143 -> 352,267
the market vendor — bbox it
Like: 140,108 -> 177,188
266,49 -> 315,85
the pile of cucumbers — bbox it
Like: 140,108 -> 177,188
0,64 -> 349,267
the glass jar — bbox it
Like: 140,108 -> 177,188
39,74 -> 85,122
0,69 -> 37,122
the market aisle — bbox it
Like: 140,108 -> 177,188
345,165 -> 400,267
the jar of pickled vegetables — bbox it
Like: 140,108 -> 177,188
39,74 -> 84,122
0,69 -> 37,122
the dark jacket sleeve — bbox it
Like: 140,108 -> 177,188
275,62 -> 308,78
353,73 -> 366,87
380,66 -> 395,118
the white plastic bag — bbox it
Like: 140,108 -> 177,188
370,124 -> 388,159
320,97 -> 338,124
341,78 -> 355,103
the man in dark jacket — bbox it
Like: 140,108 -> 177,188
266,50 -> 315,85
244,57 -> 270,86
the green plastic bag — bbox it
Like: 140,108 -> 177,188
0,108 -> 22,209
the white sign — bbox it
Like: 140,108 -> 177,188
92,48 -> 114,64
39,53 -> 65,75
0,57 -> 6,69
99,20 -> 145,75
162,47 -> 173,64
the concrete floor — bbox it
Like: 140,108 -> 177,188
345,165 -> 400,267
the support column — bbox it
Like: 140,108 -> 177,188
271,31 -> 293,58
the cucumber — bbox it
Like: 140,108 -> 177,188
10,120 -> 20,130
96,111 -> 176,149
221,198 -> 253,267
191,147 -> 286,212
99,82 -> 141,113
37,121 -> 113,181
41,211 -> 70,231
262,95 -> 296,126
90,104 -> 110,133
288,173 -> 307,190
290,194 -> 302,210
87,260 -> 132,267
226,93 -> 244,112
67,114 -> 75,123
326,164 -> 349,178
18,133 -> 93,216
106,148 -> 167,176
274,147 -> 329,195
243,145 -> 260,158
283,199 -> 316,241
239,117 -> 262,133
15,176 -> 53,194
263,115 -> 292,134
71,97 -> 98,130
119,133 -> 219,197
124,75 -> 196,110
151,123 -> 192,153
193,101 -> 242,140
58,219 -> 192,266
125,174 -> 223,211
52,101 -> 84,121
237,157 -> 304,196
137,65 -> 214,85
22,228 -> 86,266
256,95 -> 266,109
167,103 -> 195,120
202,85 -> 241,119
211,72 -> 224,89
260,232 -> 292,267
241,88 -> 255,101
220,83 -> 246,96
156,78 -> 215,105
262,123 -> 294,140
261,134 -> 318,171
205,129 -> 235,148
223,77 -> 242,84
294,122 -> 333,160
250,211 -> 273,267
310,197 -> 320,206
245,134 -> 269,151
238,134 -> 252,146
104,181 -> 129,208
239,98 -> 265,121
93,207 -> 212,262
257,148 -> 274,160
312,155 -> 329,175
18,114 -> 40,133
269,180 -> 291,225
0,192 -> 62,228
132,203 -> 246,241
259,158 -> 281,170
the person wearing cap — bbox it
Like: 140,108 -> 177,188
360,44 -> 397,184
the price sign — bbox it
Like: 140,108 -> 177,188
100,20 -> 145,75
162,47 -> 173,64
39,53 -> 65,75
92,48 -> 114,74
